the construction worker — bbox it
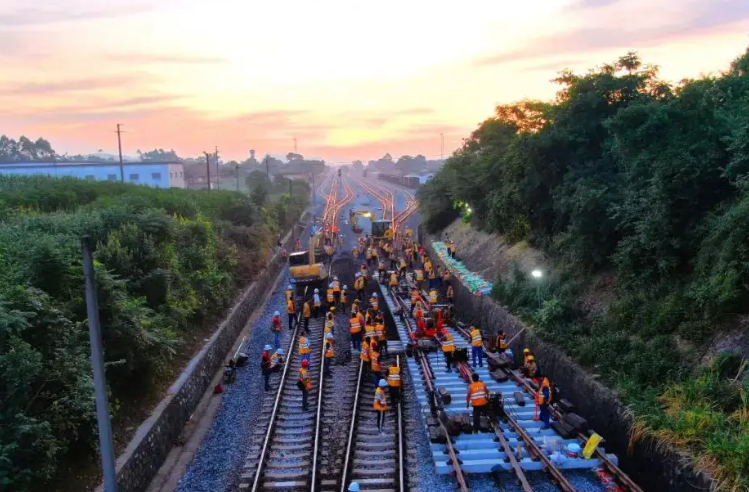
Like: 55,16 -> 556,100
324,332 -> 335,377
324,311 -> 335,336
299,359 -> 312,411
523,355 -> 538,378
370,292 -> 379,311
375,315 -> 387,357
285,284 -> 294,302
370,346 -> 382,387
326,284 -> 335,311
537,377 -> 552,429
378,260 -> 387,284
364,316 -> 376,341
387,364 -> 401,407
414,303 -> 424,322
286,297 -> 296,330
389,250 -> 397,270
339,285 -> 348,313
299,333 -> 311,363
523,348 -> 533,364
332,276 -> 341,304
361,337 -> 371,378
442,330 -> 455,372
414,268 -> 424,289
493,330 -> 508,353
398,257 -> 408,278
446,284 -> 454,304
270,348 -> 285,371
374,379 -> 388,433
302,299 -> 311,333
429,288 -> 438,305
313,289 -> 321,318
470,326 -> 484,368
271,311 -> 283,349
427,268 -> 437,290
350,311 -> 362,352
389,271 -> 398,288
467,373 -> 489,433
365,246 -> 373,265
352,298 -> 360,315
261,345 -> 273,391
355,272 -> 365,301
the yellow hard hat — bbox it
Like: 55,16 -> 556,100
528,355 -> 535,361
523,348 -> 530,354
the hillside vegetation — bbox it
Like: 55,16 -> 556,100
0,174 -> 308,492
420,47 -> 749,489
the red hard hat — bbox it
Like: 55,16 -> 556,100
302,359 -> 309,367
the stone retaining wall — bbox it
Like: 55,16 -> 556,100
99,219 -> 308,492
419,225 -> 712,492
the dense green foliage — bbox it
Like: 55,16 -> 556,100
420,47 -> 749,488
0,175 -> 307,492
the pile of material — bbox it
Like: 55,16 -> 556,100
432,241 -> 493,295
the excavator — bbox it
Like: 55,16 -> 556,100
372,219 -> 394,240
349,210 -> 373,234
288,229 -> 329,291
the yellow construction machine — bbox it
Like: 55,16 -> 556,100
289,229 -> 328,290
372,219 -> 393,240
349,210 -> 373,234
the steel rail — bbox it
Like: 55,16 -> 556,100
391,293 -> 469,492
492,420 -> 535,492
249,285 -> 309,492
396,353 -> 406,492
338,358 -> 365,492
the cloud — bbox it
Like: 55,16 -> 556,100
107,53 -> 226,65
0,74 -> 147,96
473,0 -> 749,67
0,5 -> 152,26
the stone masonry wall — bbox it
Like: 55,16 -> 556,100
419,224 -> 712,492
99,218 -> 309,492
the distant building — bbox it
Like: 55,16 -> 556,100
0,161 -> 186,188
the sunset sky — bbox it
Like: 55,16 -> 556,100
1,0 -> 748,162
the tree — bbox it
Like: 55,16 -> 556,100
352,160 -> 364,172
0,136 -> 57,161
286,152 -> 303,162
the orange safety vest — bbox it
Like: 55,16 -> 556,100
327,289 -> 335,303
442,334 -> 455,352
470,329 -> 483,347
429,290 -> 438,303
350,318 -> 361,334
325,342 -> 335,358
364,323 -> 376,339
415,270 -> 424,281
410,290 -> 419,304
371,351 -> 381,371
373,387 -> 388,411
299,336 -> 310,355
299,367 -> 312,390
536,383 -> 552,405
389,274 -> 398,286
468,381 -> 488,406
287,299 -> 295,314
375,323 -> 386,341
387,366 -> 401,387
303,302 -> 311,318
325,319 -> 334,334
332,280 -> 341,292
286,288 -> 293,301
360,342 -> 370,362
355,277 -> 365,290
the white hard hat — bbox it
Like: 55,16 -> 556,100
274,311 -> 280,316
264,345 -> 272,351
343,285 -> 348,290
287,285 -> 292,290
276,348 -> 284,355
378,379 -> 387,387
329,283 -> 333,288
348,483 -> 360,492
314,288 -> 319,293
372,293 -> 378,298
334,276 -> 338,280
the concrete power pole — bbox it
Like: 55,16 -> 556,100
204,152 -> 212,191
215,146 -> 220,190
116,124 -> 125,181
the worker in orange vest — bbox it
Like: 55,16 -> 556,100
302,299 -> 311,333
324,332 -> 335,377
470,326 -> 484,368
375,315 -> 387,357
467,373 -> 489,433
350,312 -> 362,352
298,333 -> 311,364
339,285 -> 348,313
360,337 -> 371,378
374,379 -> 388,433
299,359 -> 312,411
286,297 -> 296,330
442,331 -> 455,373
536,377 -> 553,429
387,364 -> 401,406
370,347 -> 382,387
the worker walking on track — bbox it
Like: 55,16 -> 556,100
332,276 -> 341,305
339,285 -> 348,313
324,332 -> 335,377
361,337 -> 371,378
374,379 -> 388,433
387,364 -> 401,407
326,284 -> 335,313
313,289 -> 321,318
299,333 -> 311,363
302,299 -> 311,333
467,373 -> 489,433
370,346 -> 382,387
298,359 -> 312,411
375,315 -> 388,357
271,311 -> 283,349
355,273 -> 365,301
370,292 -> 379,311
286,297 -> 296,330
470,326 -> 484,368
441,330 -> 455,372
537,377 -> 553,429
350,311 -> 362,352
261,345 -> 273,391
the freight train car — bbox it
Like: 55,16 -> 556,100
376,173 -> 422,189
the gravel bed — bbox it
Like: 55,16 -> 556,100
175,271 -> 292,492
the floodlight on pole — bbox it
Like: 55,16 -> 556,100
531,270 -> 543,278
531,269 -> 543,307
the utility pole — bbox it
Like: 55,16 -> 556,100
204,152 -> 212,191
116,124 -> 124,181
440,132 -> 444,161
215,146 -> 220,190
81,237 -> 118,492
265,155 -> 270,178
236,164 -> 240,192
289,178 -> 293,201
311,171 -> 315,206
